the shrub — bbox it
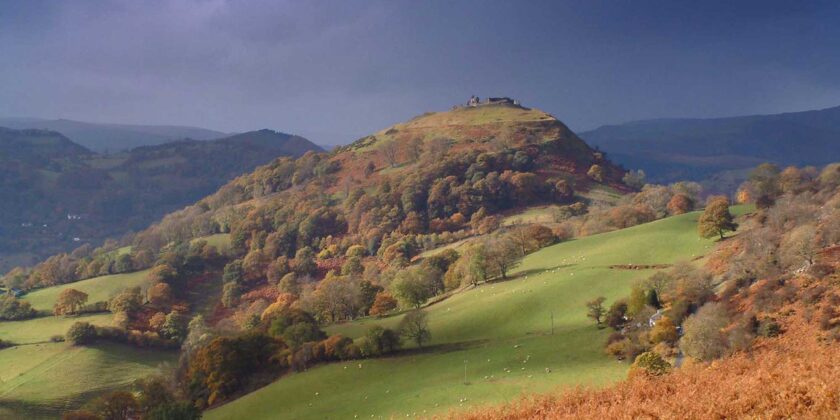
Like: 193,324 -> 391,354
758,318 -> 782,338
0,295 -> 37,320
650,316 -> 678,344
680,302 -> 730,361
630,351 -> 671,377
146,402 -> 201,420
66,322 -> 97,345
605,299 -> 628,330
369,292 -> 398,317
360,326 -> 401,356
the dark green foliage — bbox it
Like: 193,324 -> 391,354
422,249 -> 460,274
758,318 -> 782,337
86,391 -> 138,420
361,326 -> 401,356
145,402 -> 202,420
0,295 -> 37,320
586,297 -> 607,327
281,322 -> 327,348
186,332 -> 286,407
222,260 -> 244,285
160,311 -> 190,342
748,163 -> 782,208
398,310 -> 431,348
66,321 -> 98,345
359,280 -> 384,315
631,351 -> 671,376
606,299 -> 628,330
646,289 -> 661,309
268,307 -> 326,347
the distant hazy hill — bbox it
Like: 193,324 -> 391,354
0,127 -> 91,163
0,117 -> 227,152
0,128 -> 321,271
581,105 -> 840,185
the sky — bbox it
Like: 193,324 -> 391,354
1,0 -> 840,145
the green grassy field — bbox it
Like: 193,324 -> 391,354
502,205 -> 559,226
208,209 -> 731,419
195,233 -> 232,253
0,268 -> 173,418
0,313 -> 113,345
0,342 -> 175,418
22,269 -> 152,312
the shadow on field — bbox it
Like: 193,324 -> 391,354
0,388 -> 102,420
396,338 -> 492,357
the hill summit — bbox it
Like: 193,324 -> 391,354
136,99 -> 630,274
329,99 -> 627,194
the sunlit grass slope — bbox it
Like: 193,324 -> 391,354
208,209 -> 733,419
0,342 -> 175,418
22,269 -> 152,312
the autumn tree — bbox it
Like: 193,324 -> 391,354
748,163 -> 781,208
667,193 -> 693,215
586,296 -> 607,327
66,321 -> 97,345
364,161 -> 376,178
88,391 -> 138,420
266,256 -> 290,285
380,141 -> 400,167
626,283 -> 648,317
341,256 -> 365,277
780,224 -> 818,268
399,309 -> 431,348
680,302 -> 730,361
485,237 -> 521,280
622,169 -> 646,189
630,351 -> 670,377
278,273 -> 301,297
361,326 -> 401,356
308,274 -> 362,322
554,179 -> 574,201
160,311 -> 189,342
222,282 -> 241,308
54,288 -> 88,316
650,316 -> 678,344
147,282 -> 172,307
605,299 -> 628,330
587,164 -> 604,182
292,247 -> 318,277
698,196 -> 738,240
391,266 -> 440,308
369,292 -> 398,317
109,287 -> 143,315
404,137 -> 424,162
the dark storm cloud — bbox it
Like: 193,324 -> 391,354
1,0 -> 839,145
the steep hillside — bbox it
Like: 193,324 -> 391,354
3,101 -> 639,418
581,105 -> 840,186
0,117 -> 226,152
134,101 -> 629,281
205,210 -> 724,419
461,164 -> 840,419
0,128 -> 320,271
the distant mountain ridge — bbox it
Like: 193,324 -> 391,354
0,117 -> 228,152
0,127 -> 321,271
0,127 -> 91,163
581,105 -> 840,185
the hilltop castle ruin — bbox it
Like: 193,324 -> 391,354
464,95 -> 520,108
